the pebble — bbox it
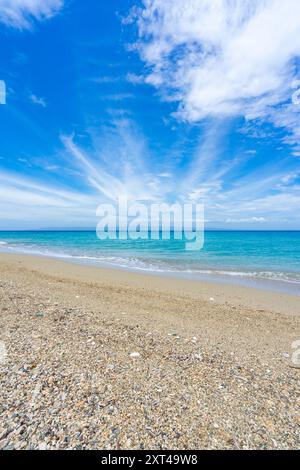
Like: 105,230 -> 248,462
129,352 -> 140,358
38,443 -> 47,450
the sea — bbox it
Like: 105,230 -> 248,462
0,230 -> 299,295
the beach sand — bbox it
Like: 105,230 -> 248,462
0,253 -> 299,450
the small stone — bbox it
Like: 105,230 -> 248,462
194,353 -> 203,361
130,352 -> 140,358
38,442 -> 47,450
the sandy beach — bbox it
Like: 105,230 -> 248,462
0,253 -> 299,450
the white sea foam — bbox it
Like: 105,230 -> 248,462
1,241 -> 300,288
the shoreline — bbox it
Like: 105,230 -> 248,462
0,252 -> 299,316
1,231 -> 300,297
1,252 -> 299,449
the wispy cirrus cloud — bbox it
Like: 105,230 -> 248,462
61,119 -> 173,203
61,134 -> 126,201
131,0 -> 300,149
0,0 -> 64,29
0,169 -> 98,229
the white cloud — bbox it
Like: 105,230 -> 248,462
226,217 -> 266,224
0,0 -> 64,29
280,172 -> 300,185
126,72 -> 145,85
133,0 -> 300,143
30,94 -> 47,108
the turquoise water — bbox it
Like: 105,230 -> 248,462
0,231 -> 300,294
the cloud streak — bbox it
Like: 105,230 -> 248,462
30,94 -> 47,107
62,120 -> 177,204
0,0 -> 64,29
0,170 -> 98,229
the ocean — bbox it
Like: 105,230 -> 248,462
0,230 -> 299,295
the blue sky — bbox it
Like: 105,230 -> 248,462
0,0 -> 300,230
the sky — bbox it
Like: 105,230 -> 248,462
0,0 -> 300,230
